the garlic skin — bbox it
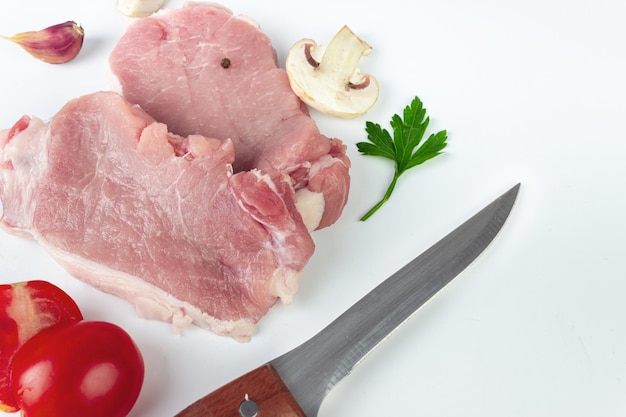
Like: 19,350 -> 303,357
1,21 -> 84,64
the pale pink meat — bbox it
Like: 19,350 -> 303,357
0,91 -> 315,341
109,2 -> 350,230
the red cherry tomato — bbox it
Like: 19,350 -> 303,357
11,321 -> 144,417
0,280 -> 83,412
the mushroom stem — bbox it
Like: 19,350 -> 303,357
317,25 -> 372,89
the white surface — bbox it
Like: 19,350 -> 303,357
1,0 -> 625,416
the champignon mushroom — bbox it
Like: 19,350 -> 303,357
117,0 -> 165,17
286,25 -> 379,118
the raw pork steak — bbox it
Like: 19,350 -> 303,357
109,2 -> 350,231
0,91 -> 314,341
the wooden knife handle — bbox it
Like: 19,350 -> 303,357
174,364 -> 307,417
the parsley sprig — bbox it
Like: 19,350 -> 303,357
356,96 -> 448,221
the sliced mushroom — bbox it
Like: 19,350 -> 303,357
117,0 -> 165,17
286,25 -> 379,118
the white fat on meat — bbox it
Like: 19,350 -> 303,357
109,1 -> 351,229
0,91 -> 315,341
294,189 -> 325,232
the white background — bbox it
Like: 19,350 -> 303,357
1,0 -> 625,416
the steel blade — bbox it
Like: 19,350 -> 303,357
270,183 -> 520,416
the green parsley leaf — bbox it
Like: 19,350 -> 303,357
356,96 -> 448,221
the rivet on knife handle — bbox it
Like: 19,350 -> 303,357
174,364 -> 306,417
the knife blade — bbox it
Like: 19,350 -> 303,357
174,183 -> 520,417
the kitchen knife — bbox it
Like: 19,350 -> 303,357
175,183 -> 520,417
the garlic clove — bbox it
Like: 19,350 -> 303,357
1,21 -> 84,64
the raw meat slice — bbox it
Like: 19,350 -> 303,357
0,91 -> 315,341
109,1 -> 350,230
